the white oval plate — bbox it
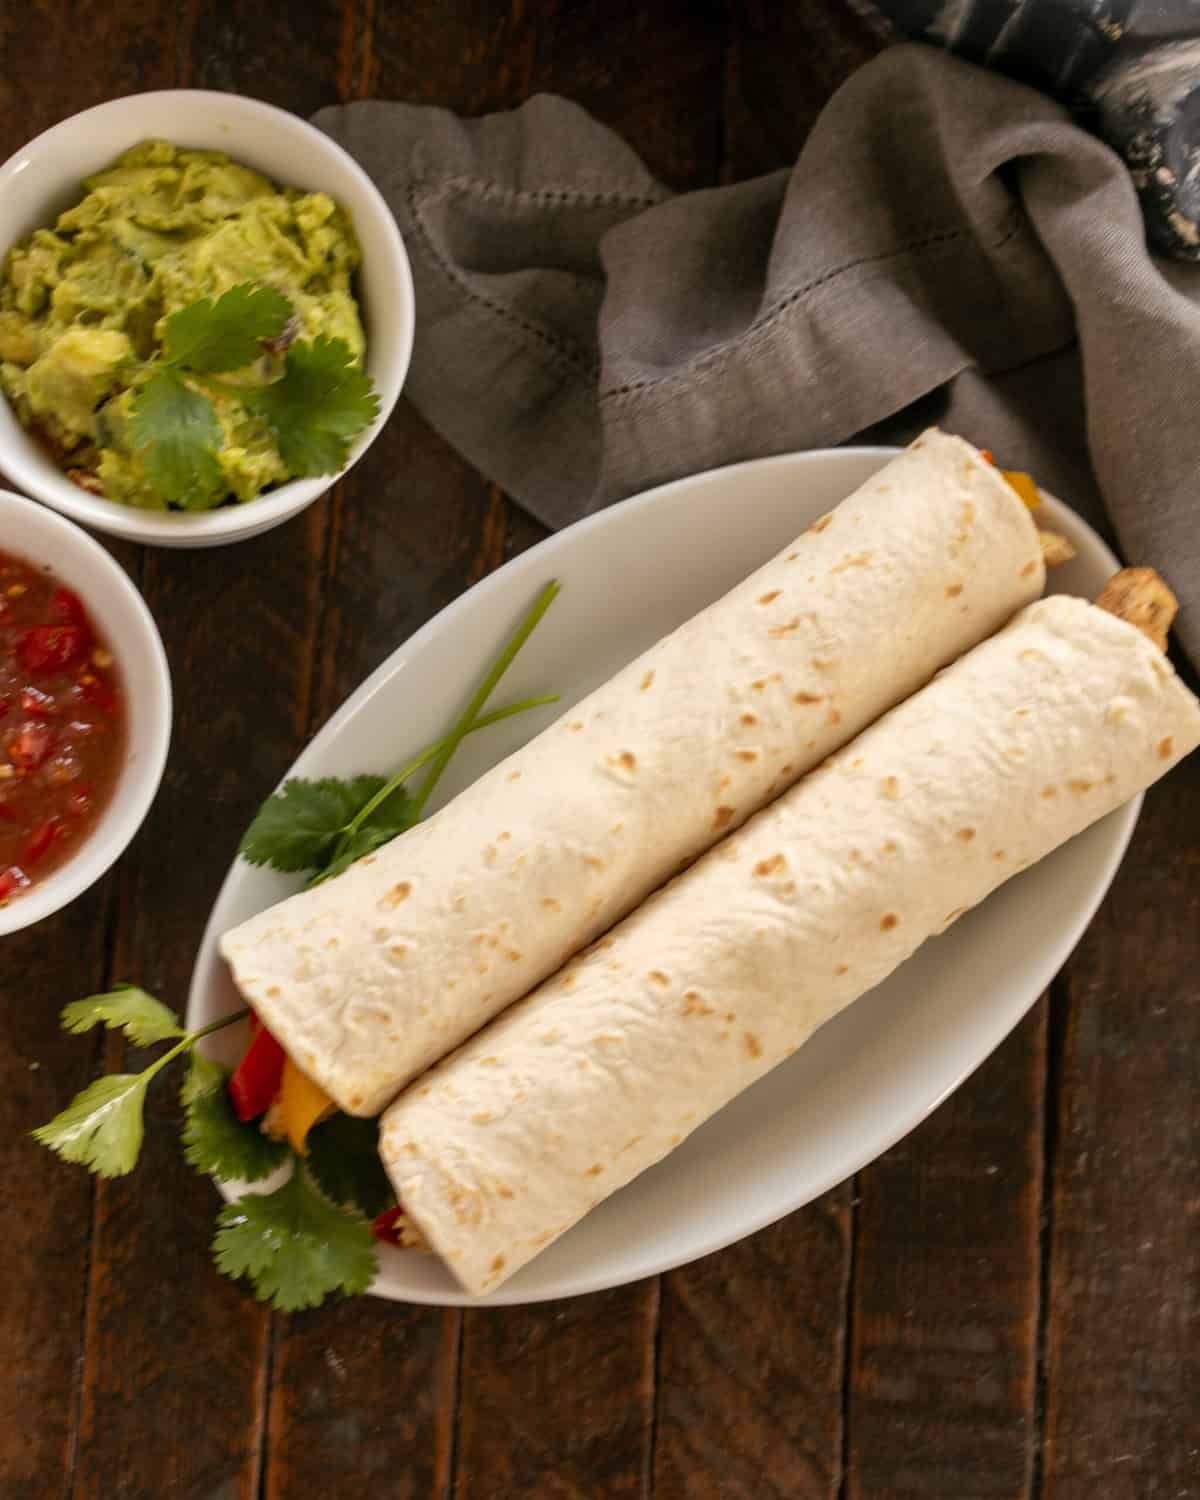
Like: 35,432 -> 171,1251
188,447 -> 1132,1306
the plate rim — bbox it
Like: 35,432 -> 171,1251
187,445 -> 1136,1306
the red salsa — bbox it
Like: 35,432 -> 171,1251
0,551 -> 125,902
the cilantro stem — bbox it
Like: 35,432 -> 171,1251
410,580 -> 561,822
136,1007 -> 251,1081
326,691 -> 559,867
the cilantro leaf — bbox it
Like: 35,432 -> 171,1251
305,1113 -> 395,1219
61,984 -> 184,1047
181,1051 -> 289,1184
238,775 -> 387,873
248,336 -> 379,476
162,282 -> 293,373
315,783 -> 418,884
213,1170 -> 377,1311
129,370 -> 224,508
32,1073 -> 148,1177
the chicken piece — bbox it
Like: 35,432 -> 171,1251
1095,567 -> 1178,652
1038,529 -> 1076,568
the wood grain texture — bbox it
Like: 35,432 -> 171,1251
723,0 -> 887,179
70,512 -> 330,1500
653,1201 -> 853,1500
847,1004 -> 1047,1500
1042,761 -> 1200,1500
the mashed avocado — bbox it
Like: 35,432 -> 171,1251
0,140 -> 366,508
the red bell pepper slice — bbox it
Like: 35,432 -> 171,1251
18,625 -> 89,675
371,1205 -> 407,1246
228,1023 -> 287,1122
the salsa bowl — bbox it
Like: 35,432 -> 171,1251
0,90 -> 414,548
0,489 -> 170,934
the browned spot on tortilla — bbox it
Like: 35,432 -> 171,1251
881,776 -> 900,799
1042,785 -> 1058,798
880,912 -> 899,932
812,657 -> 838,672
835,962 -> 850,975
266,985 -> 280,998
453,895 -> 466,912
768,616 -> 803,638
946,583 -> 963,598
743,1033 -> 763,1059
505,948 -> 522,962
741,711 -> 758,726
1020,648 -> 1041,661
944,907 -> 966,925
498,1185 -> 515,1199
648,970 -> 670,987
881,839 -> 898,855
681,989 -> 714,1016
993,850 -> 1006,861
809,513 -> 833,533
831,551 -> 872,573
389,943 -> 408,960
324,937 -> 340,950
360,855 -> 377,867
735,748 -> 758,762
758,589 -> 781,604
585,1164 -> 604,1177
827,707 -> 842,726
793,691 -> 823,705
957,827 -> 976,842
497,831 -> 511,842
567,721 -> 583,732
1021,559 -> 1038,577
584,854 -> 605,870
787,551 -> 799,561
542,896 -> 560,910
640,669 -> 655,690
618,750 -> 636,770
479,1056 -> 501,1067
1104,772 -> 1116,784
714,805 -> 736,830
491,1255 -> 506,1273
1069,778 -> 1093,794
472,1111 -> 492,1125
507,770 -> 522,781
719,774 -> 732,790
1159,736 -> 1174,759
754,853 -> 787,877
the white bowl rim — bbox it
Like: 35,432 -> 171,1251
0,89 -> 414,547
0,487 -> 171,933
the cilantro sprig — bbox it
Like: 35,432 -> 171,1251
241,579 -> 561,886
128,281 -> 379,509
34,580 -> 562,1311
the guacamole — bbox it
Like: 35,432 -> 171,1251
0,140 -> 366,509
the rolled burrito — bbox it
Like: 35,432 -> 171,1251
221,429 -> 1044,1115
380,589 -> 1200,1295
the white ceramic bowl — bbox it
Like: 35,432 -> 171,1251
0,91 -> 414,548
0,489 -> 170,934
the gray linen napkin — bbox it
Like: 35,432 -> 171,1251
315,43 -> 1200,662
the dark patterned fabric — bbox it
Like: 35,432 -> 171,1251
873,1 -> 1200,258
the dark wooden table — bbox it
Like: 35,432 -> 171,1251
2,4 -> 1197,1496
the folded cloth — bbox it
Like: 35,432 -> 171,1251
873,0 -> 1200,260
314,43 -> 1200,663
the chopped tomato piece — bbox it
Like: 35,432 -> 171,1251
21,818 -> 62,866
64,785 -> 94,818
8,721 -> 56,770
48,588 -> 89,630
19,687 -> 56,717
0,698 -> 10,718
76,674 -> 118,714
17,625 -> 89,675
228,1024 -> 288,1122
0,865 -> 28,901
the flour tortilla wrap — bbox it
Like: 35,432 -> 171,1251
221,430 -> 1043,1115
380,595 -> 1200,1296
